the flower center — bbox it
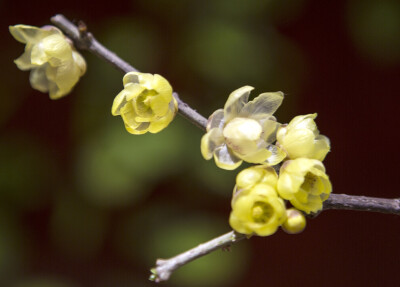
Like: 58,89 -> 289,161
252,201 -> 274,224
224,118 -> 262,141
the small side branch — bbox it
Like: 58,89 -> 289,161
151,231 -> 246,282
51,14 -> 207,132
151,194 -> 400,282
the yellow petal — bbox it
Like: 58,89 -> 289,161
72,50 -> 87,76
282,128 -> 315,159
14,49 -> 35,70
224,86 -> 254,121
42,34 -> 72,64
30,43 -> 48,66
148,109 -> 174,133
153,74 -> 173,102
213,145 -> 242,170
288,113 -> 318,132
200,128 -> 224,160
9,25 -> 55,44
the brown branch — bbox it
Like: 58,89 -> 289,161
324,193 -> 400,215
49,14 -> 400,283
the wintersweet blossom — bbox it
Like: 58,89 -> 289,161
281,208 -> 306,234
9,24 -> 86,99
229,166 -> 286,236
201,86 -> 286,170
112,72 -> 178,134
277,113 -> 330,161
277,158 -> 332,214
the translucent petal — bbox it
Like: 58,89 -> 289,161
310,135 -> 331,161
9,25 -> 55,44
120,104 -> 141,129
239,147 -> 271,163
14,49 -> 35,70
213,144 -> 242,170
29,66 -> 49,93
200,128 -> 224,160
264,145 -> 286,166
260,118 -> 280,143
224,86 -> 254,121
240,91 -> 284,119
123,72 -> 140,86
48,80 -> 62,99
206,109 -> 225,131
112,89 -> 130,116
125,123 -> 148,135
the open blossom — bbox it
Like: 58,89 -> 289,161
9,24 -> 86,99
201,86 -> 286,170
277,158 -> 332,214
112,72 -> 178,134
229,166 -> 286,236
277,113 -> 330,161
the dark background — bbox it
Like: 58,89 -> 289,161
1,0 -> 399,286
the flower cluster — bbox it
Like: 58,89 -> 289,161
202,86 -> 332,236
112,72 -> 178,135
201,86 -> 286,170
9,25 -> 86,99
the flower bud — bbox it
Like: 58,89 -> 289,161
282,208 -> 306,234
277,114 -> 330,161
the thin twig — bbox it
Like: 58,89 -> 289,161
50,14 -> 207,132
150,231 -> 247,282
50,14 -> 400,283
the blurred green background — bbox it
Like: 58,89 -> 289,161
1,0 -> 400,286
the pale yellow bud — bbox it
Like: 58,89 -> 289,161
277,114 -> 330,161
282,208 -> 306,234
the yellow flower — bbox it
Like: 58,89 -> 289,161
281,208 -> 306,234
277,113 -> 330,161
229,166 -> 286,236
9,24 -> 86,99
277,158 -> 332,214
112,72 -> 178,134
201,86 -> 286,170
